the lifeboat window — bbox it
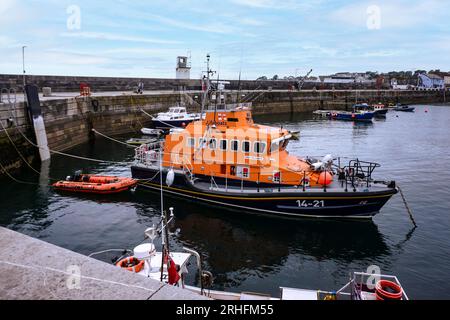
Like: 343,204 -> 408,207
270,141 -> 280,153
242,141 -> 250,153
231,140 -> 239,152
254,142 -> 266,154
187,138 -> 195,147
198,138 -> 207,149
220,139 -> 228,151
209,138 -> 217,149
227,118 -> 239,122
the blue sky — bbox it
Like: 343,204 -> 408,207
1,0 -> 449,79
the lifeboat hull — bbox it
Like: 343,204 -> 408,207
131,166 -> 397,219
53,175 -> 137,195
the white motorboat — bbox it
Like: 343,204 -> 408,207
152,106 -> 201,129
140,128 -> 163,136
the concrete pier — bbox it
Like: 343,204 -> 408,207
0,227 -> 209,300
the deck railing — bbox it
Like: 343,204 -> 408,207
135,145 -> 385,193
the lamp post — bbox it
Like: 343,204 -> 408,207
22,46 -> 27,90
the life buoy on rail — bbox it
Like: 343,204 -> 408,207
116,256 -> 145,273
375,280 -> 403,300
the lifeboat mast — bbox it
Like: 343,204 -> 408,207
200,54 -> 216,120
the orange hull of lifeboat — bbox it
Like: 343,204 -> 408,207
53,175 -> 137,194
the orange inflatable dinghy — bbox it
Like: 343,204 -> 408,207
53,173 -> 137,194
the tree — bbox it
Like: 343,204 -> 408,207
272,75 -> 279,80
256,76 -> 267,81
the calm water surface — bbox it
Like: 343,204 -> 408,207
1,104 -> 449,299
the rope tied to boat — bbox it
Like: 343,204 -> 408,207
91,129 -> 136,148
140,108 -> 179,129
397,186 -> 417,227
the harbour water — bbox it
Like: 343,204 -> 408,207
1,104 -> 449,299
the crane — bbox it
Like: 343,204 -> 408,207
297,69 -> 313,90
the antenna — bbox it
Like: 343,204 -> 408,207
214,71 -> 220,123
237,69 -> 242,104
200,54 -> 216,118
237,46 -> 244,104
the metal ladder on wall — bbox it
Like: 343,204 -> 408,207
0,88 -> 18,128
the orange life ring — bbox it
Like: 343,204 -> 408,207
375,280 -> 403,300
116,256 -> 145,273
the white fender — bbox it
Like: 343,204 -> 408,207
166,169 -> 175,187
322,154 -> 333,165
311,162 -> 323,171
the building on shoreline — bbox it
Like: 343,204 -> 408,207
418,73 -> 445,90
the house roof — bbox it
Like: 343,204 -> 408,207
427,73 -> 444,80
431,71 -> 450,78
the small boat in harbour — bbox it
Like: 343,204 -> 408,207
352,103 -> 388,117
313,106 -> 375,122
330,109 -> 374,122
371,103 -> 388,116
126,137 -> 158,146
53,171 -> 137,194
151,106 -> 202,129
393,104 -> 415,112
140,128 -> 164,136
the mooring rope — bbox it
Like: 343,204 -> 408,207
91,129 -> 136,148
0,120 -> 45,177
140,108 -> 178,129
397,186 -> 417,227
12,125 -> 132,165
0,161 -> 46,186
1,124 -> 164,186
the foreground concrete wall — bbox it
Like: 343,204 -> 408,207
0,227 -> 209,300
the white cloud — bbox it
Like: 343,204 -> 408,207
236,17 -> 265,26
59,32 -> 182,44
361,50 -> 402,58
0,0 -> 26,27
0,35 -> 18,48
330,0 -> 448,29
43,51 -> 111,66
230,0 -> 277,8
143,13 -> 238,34
230,0 -> 324,10
0,0 -> 15,15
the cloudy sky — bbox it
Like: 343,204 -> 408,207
1,0 -> 449,79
